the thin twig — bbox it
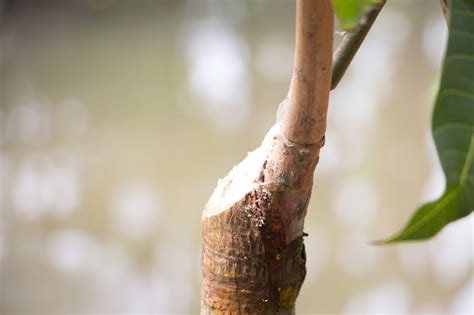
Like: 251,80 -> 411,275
439,0 -> 449,24
331,1 -> 386,90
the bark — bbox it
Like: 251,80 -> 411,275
201,1 -> 333,314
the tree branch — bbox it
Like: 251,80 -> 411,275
282,0 -> 333,145
331,0 -> 385,90
201,1 -> 335,313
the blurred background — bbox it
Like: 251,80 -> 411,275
0,0 -> 472,314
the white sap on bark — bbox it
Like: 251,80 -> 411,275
204,124 -> 281,217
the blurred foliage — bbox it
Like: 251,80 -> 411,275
332,0 -> 383,30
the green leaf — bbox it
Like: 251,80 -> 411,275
332,0 -> 382,30
382,0 -> 474,243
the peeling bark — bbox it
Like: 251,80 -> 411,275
201,1 -> 333,314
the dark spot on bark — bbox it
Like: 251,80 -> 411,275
318,135 -> 326,148
276,174 -> 290,187
300,243 -> 306,263
259,160 -> 267,182
261,190 -> 271,203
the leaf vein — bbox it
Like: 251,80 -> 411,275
446,54 -> 474,62
450,30 -> 474,39
394,135 -> 473,239
397,189 -> 458,239
460,134 -> 474,186
452,9 -> 474,17
433,123 -> 474,134
439,89 -> 474,101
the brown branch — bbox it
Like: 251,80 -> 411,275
282,0 -> 333,145
201,1 -> 334,314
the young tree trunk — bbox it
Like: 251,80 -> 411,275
201,1 -> 333,314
